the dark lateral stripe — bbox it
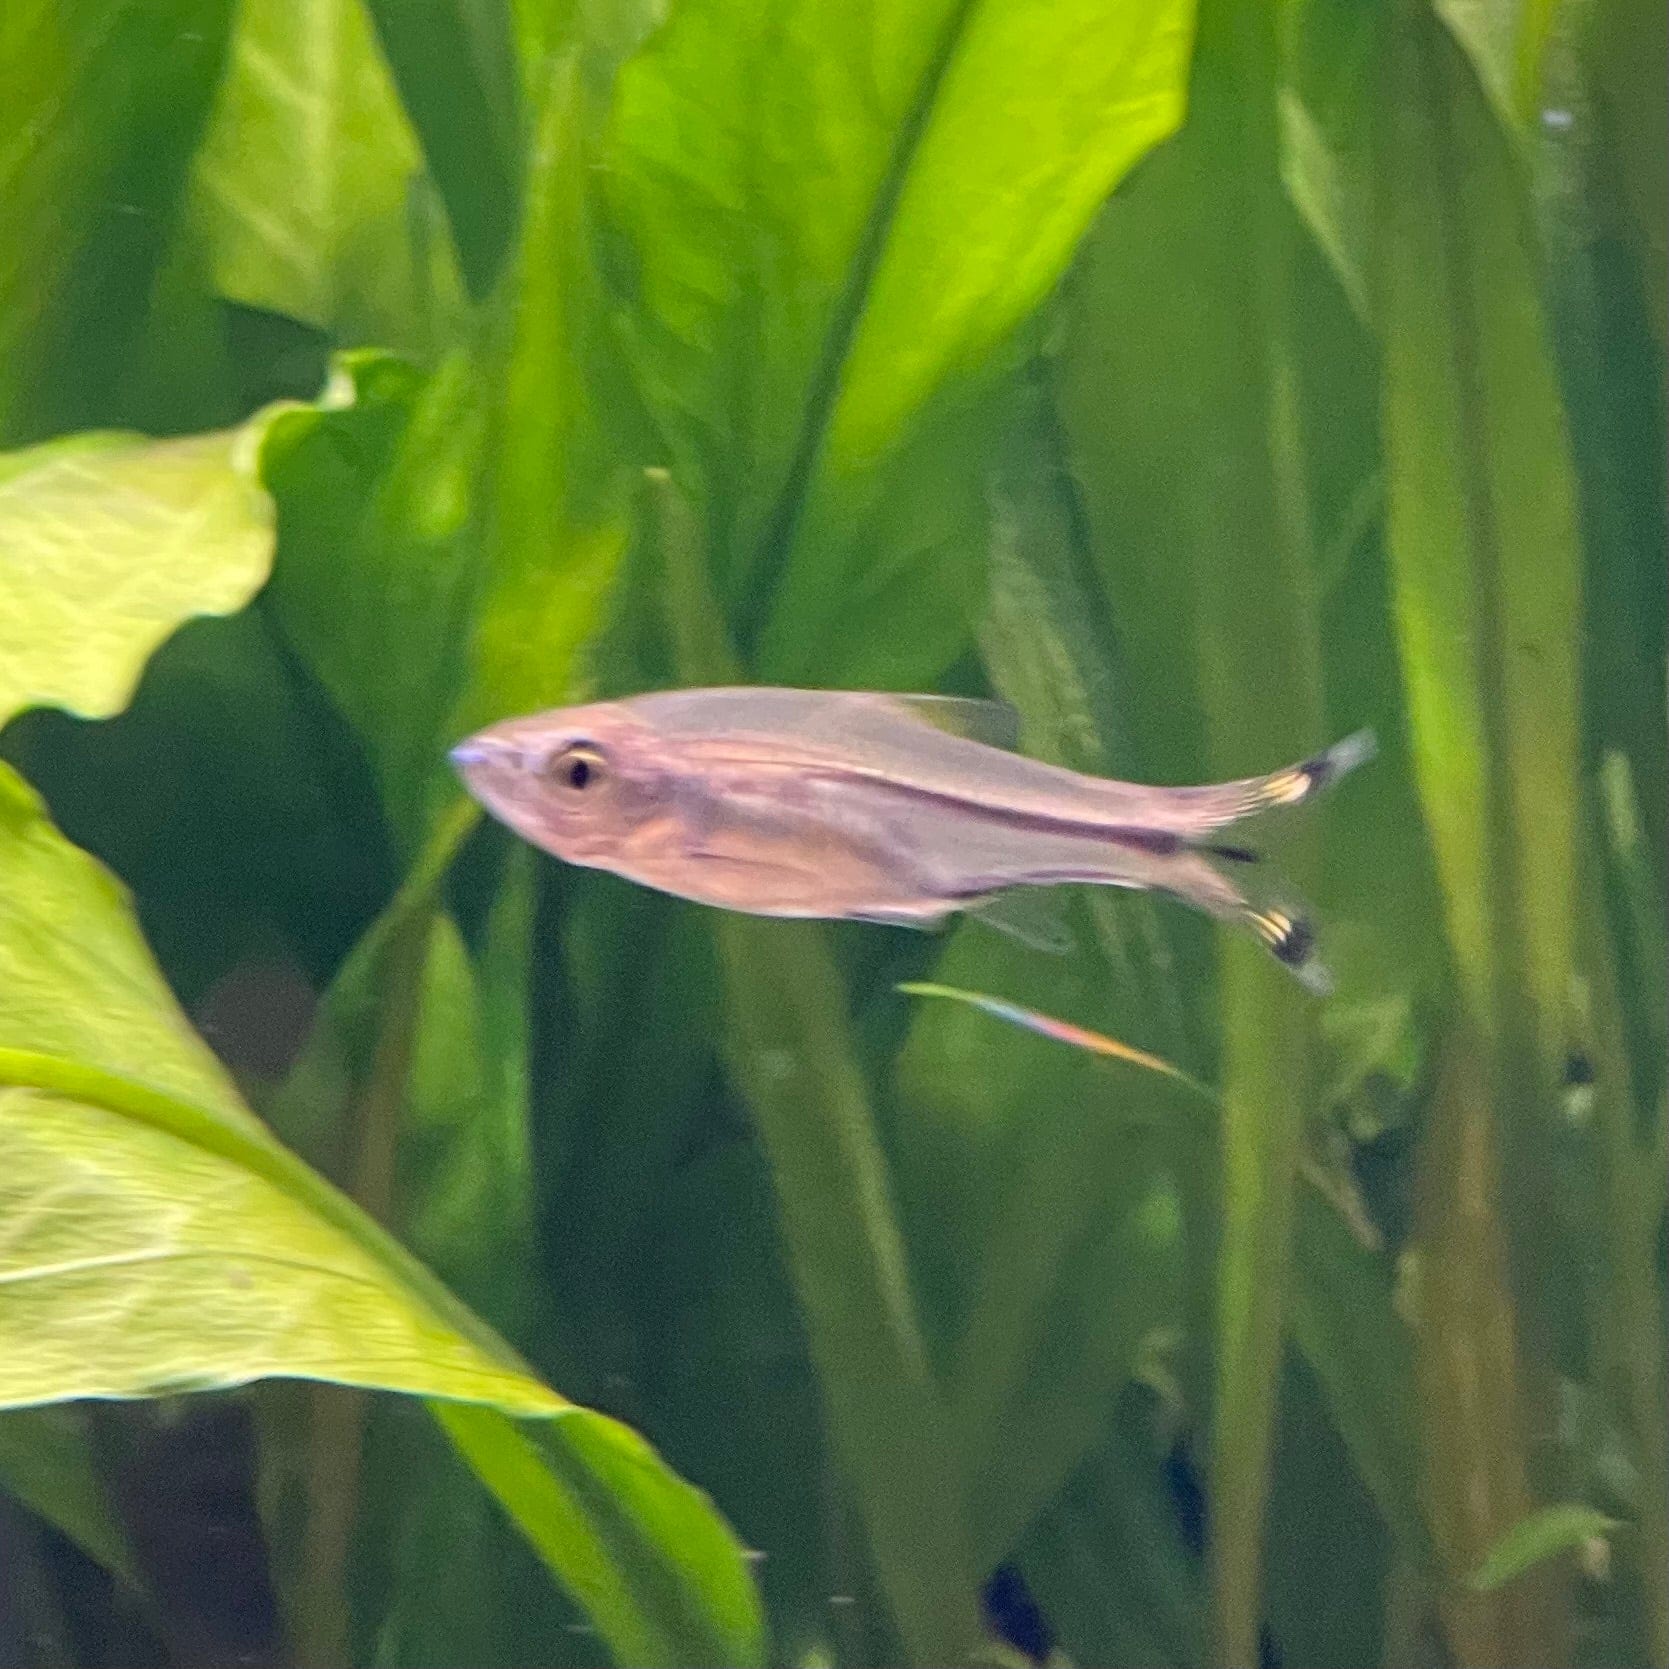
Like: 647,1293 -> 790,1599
793,766 -> 1186,847
1100,824 -> 1183,855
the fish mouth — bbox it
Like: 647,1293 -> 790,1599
448,740 -> 493,770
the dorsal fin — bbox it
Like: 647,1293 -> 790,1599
883,694 -> 1021,751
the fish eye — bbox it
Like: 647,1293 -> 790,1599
552,743 -> 606,792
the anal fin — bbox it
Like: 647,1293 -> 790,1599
963,887 -> 1075,956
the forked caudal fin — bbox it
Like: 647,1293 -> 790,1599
1219,730 -> 1374,993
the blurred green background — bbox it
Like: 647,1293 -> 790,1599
0,0 -> 1663,1664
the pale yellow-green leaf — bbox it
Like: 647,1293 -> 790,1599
0,761 -> 557,1413
0,426 -> 275,730
0,1079 -> 561,1413
0,764 -> 258,1115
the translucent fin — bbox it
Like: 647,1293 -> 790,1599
964,887 -> 1074,955
884,694 -> 1021,751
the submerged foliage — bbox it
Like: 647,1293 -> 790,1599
0,0 -> 1662,1664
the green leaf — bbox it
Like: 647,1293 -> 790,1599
261,351 -> 484,851
1434,0 -> 1559,131
460,53 -> 631,730
887,429 -> 1197,1572
1019,1393 -> 1206,1669
439,1403 -> 768,1669
1467,1504 -> 1619,1592
715,919 -> 983,1666
1584,0 -> 1667,338
1411,1027 -> 1546,1664
0,423 -> 277,732
0,761 -> 551,1408
1381,13 -> 1580,1075
1288,1190 -> 1430,1568
0,0 -> 235,443
603,0 -> 1194,686
1281,0 -> 1382,323
1380,3 -> 1585,1412
189,0 -> 462,350
0,762 -> 765,1666
0,1406 -> 138,1586
363,0 -> 524,296
352,1406 -> 590,1669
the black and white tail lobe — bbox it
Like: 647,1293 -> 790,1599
1242,900 -> 1332,994
1230,731 -> 1375,991
1228,729 -> 1377,823
1124,729 -> 1377,844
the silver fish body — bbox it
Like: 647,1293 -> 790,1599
450,686 -> 1373,988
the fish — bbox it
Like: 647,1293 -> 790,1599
449,686 -> 1373,991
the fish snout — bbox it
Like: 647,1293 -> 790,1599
448,732 -> 525,778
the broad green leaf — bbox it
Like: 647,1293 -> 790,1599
440,1404 -> 767,1669
0,1406 -> 138,1585
1,605 -> 395,1018
363,0 -> 524,296
0,761 -> 549,1408
0,423 -> 276,731
460,54 -> 631,730
1467,1503 -> 1620,1592
0,1057 -> 560,1412
261,351 -> 484,851
0,0 -> 235,443
0,763 -> 765,1666
603,0 -> 1194,687
190,0 -> 462,350
0,763 -> 263,1116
